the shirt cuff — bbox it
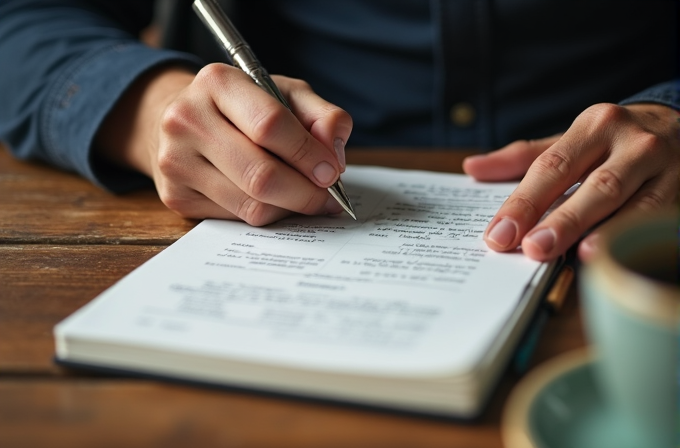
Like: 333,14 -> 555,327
618,80 -> 680,112
41,42 -> 203,193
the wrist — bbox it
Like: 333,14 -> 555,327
94,65 -> 195,176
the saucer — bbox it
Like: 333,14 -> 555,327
502,349 -> 646,448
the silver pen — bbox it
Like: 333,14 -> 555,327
192,0 -> 356,220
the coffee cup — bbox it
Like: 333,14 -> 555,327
580,209 -> 679,448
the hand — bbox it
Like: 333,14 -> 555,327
463,102 -> 680,262
95,63 -> 352,225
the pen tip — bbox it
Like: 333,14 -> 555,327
327,180 -> 357,220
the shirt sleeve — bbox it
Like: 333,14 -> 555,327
618,80 -> 680,112
0,0 -> 204,193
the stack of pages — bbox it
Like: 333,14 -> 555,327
55,166 -> 556,419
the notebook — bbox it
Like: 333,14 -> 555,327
54,166 -> 558,418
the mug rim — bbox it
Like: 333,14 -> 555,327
584,209 -> 679,327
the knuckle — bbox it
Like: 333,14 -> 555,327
156,145 -> 185,178
552,207 -> 583,234
235,196 -> 270,226
532,150 -> 572,179
160,100 -> 194,137
318,102 -> 352,124
288,134 -> 312,164
158,189 -> 194,218
242,159 -> 278,199
635,190 -> 669,211
633,132 -> 663,155
298,191 -> 324,215
195,63 -> 229,86
588,168 -> 624,200
582,103 -> 626,127
249,106 -> 285,144
330,106 -> 354,129
342,109 -> 354,128
505,194 -> 541,221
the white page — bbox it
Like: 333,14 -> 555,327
56,167 -> 542,378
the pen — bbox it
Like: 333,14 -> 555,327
192,0 -> 356,220
512,258 -> 575,375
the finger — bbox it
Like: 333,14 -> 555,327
183,156 -> 291,224
153,145 -> 244,220
190,116 -> 343,219
187,153 -> 343,225
156,177 -> 239,220
157,150 -> 339,225
521,165 -> 640,261
484,129 -> 607,253
522,141 -> 671,261
199,64 -> 341,188
277,76 -> 353,171
159,71 -> 342,220
577,174 -> 678,262
462,135 -> 561,181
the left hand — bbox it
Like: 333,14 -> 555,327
463,102 -> 680,262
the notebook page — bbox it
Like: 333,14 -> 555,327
55,166 -> 542,377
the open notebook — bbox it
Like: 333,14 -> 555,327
54,166 -> 558,419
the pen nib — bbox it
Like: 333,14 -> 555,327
328,180 -> 357,220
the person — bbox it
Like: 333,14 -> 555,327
0,0 -> 678,263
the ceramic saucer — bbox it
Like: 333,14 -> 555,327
502,349 -> 646,448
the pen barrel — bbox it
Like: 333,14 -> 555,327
192,0 -> 254,64
193,0 -> 290,109
249,69 -> 291,109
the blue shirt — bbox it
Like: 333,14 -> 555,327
0,0 -> 678,192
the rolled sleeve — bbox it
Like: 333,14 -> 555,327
0,0 -> 203,193
43,43 -> 202,192
618,80 -> 680,112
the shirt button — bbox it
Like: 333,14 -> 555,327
449,102 -> 476,127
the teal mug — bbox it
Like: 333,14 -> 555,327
581,209 -> 679,448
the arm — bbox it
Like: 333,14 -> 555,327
0,0 -> 351,224
95,63 -> 352,224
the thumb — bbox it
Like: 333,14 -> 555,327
462,134 -> 562,181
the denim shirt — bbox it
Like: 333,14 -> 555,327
0,0 -> 677,192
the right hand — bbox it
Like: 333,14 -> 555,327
97,63 -> 352,225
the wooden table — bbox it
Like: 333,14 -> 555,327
0,146 -> 586,448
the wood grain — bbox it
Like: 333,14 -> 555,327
0,149 -> 196,245
0,148 -> 475,245
0,144 -> 587,448
0,380 -> 503,448
346,147 -> 479,172
0,245 -> 165,374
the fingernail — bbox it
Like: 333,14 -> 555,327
325,195 -> 344,214
313,161 -> 337,185
334,138 -> 346,170
525,228 -> 556,254
487,218 -> 518,248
